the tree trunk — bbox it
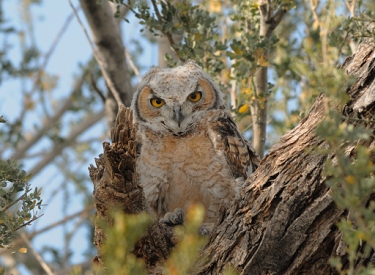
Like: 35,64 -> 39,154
89,41 -> 375,274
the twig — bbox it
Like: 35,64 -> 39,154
89,73 -> 106,102
67,0 -> 124,106
0,206 -> 93,256
150,0 -> 185,62
345,0 -> 357,17
29,110 -> 105,176
12,214 -> 44,232
1,188 -> 31,212
20,232 -> 55,275
309,0 -> 321,29
0,214 -> 43,243
26,9 -> 77,102
124,48 -> 141,82
30,205 -> 94,239
116,1 -> 140,18
10,76 -> 84,161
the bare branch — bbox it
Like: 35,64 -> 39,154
10,77 -> 84,161
20,233 -> 55,275
29,110 -> 105,176
29,205 -> 94,240
23,9 -> 77,113
0,206 -> 93,256
89,73 -> 106,103
125,48 -> 141,82
68,0 -> 125,107
345,0 -> 357,16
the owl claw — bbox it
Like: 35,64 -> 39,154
160,208 -> 185,226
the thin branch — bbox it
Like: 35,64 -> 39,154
269,8 -> 286,31
0,214 -> 43,243
89,73 -> 106,102
345,0 -> 357,16
12,214 -> 44,232
0,206 -> 93,256
67,0 -> 124,106
117,1 -> 140,18
29,110 -> 105,176
20,233 -> 56,275
10,77 -> 84,161
0,188 -> 31,212
124,48 -> 141,82
150,0 -> 185,62
309,0 -> 320,28
29,205 -> 94,240
29,9 -> 77,99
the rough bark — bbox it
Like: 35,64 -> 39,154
89,106 -> 176,273
89,41 -> 375,274
198,41 -> 375,274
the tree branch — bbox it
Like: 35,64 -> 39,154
197,41 -> 375,275
0,188 -> 30,212
150,0 -> 185,62
76,0 -> 133,109
29,110 -> 104,176
20,233 -> 55,275
69,0 -> 124,108
10,77 -> 84,161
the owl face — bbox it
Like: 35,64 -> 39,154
131,61 -> 225,136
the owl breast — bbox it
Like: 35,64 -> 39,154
137,123 -> 236,223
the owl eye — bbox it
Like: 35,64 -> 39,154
150,97 -> 165,108
187,91 -> 202,103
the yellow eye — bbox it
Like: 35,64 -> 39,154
150,97 -> 165,108
187,91 -> 202,103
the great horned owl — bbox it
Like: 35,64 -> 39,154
131,61 -> 259,223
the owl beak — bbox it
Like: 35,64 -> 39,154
173,105 -> 184,127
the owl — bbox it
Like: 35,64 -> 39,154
131,61 -> 259,224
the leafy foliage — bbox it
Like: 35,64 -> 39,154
318,112 -> 375,274
0,159 -> 42,248
312,5 -> 375,269
100,211 -> 151,275
100,205 -> 238,275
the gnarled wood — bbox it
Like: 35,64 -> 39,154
198,41 -> 375,275
89,105 -> 175,273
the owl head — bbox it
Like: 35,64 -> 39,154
131,61 -> 226,136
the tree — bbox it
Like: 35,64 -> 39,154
90,39 -> 375,275
1,0 -> 375,274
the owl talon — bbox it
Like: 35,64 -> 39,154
160,208 -> 184,226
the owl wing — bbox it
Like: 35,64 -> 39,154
208,111 -> 260,179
